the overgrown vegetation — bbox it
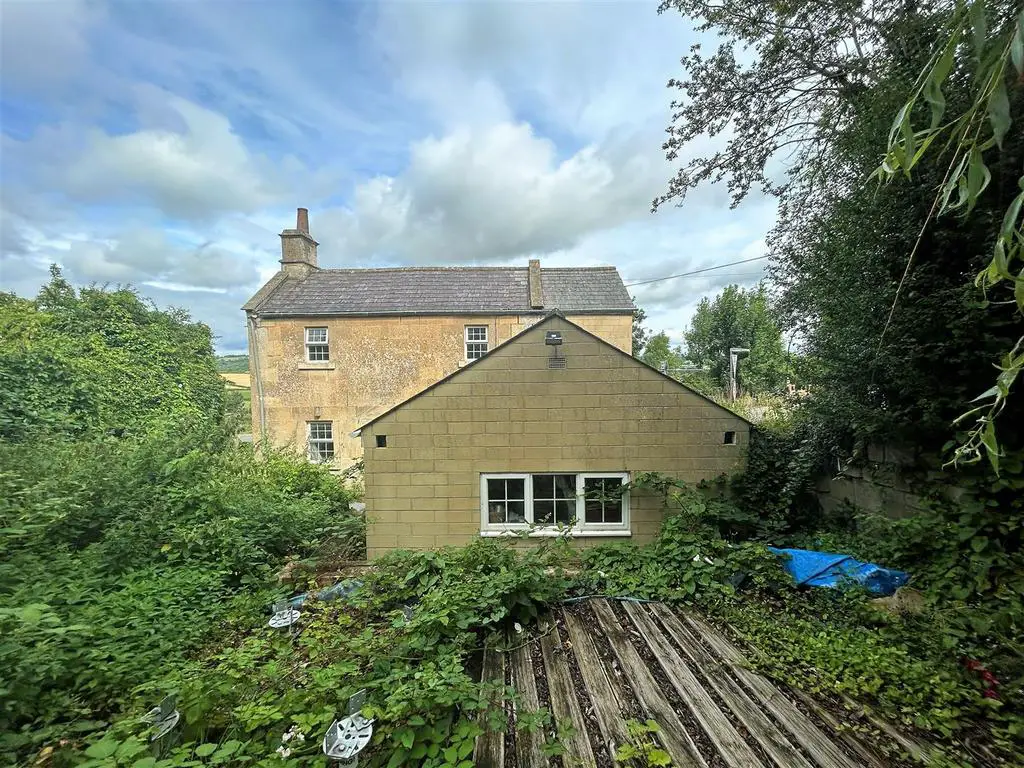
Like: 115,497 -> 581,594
0,275 -> 363,766
74,541 -> 572,768
578,473 -> 1024,763
4,3 -> 1023,765
641,2 -> 1024,758
3,269 -> 1021,767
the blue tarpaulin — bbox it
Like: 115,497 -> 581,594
768,547 -> 910,596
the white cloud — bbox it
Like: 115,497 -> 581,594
375,1 -> 692,141
1,0 -> 781,353
57,96 -> 293,219
56,229 -> 261,289
319,121 -> 663,265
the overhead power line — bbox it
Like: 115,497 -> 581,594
624,255 -> 769,287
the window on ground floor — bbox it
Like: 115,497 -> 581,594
480,472 -> 629,534
307,420 -> 334,462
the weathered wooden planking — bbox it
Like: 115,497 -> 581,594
639,603 -> 815,768
562,606 -> 634,763
589,600 -> 709,768
838,693 -> 934,764
619,601 -> 765,767
509,637 -> 548,767
787,688 -> 890,768
537,617 -> 597,767
680,612 -> 861,768
473,642 -> 506,768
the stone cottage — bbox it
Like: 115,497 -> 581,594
243,209 -> 635,465
354,312 -> 750,557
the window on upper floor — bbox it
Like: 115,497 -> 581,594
305,327 -> 329,361
465,325 -> 489,360
480,472 -> 629,534
307,420 -> 334,462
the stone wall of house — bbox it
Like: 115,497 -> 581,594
249,312 -> 633,464
360,316 -> 749,557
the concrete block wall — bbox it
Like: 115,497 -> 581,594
361,316 -> 749,557
249,312 -> 632,464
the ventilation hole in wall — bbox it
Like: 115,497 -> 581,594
548,357 -> 567,369
723,431 -> 737,445
376,435 -> 388,448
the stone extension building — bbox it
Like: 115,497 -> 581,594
353,312 -> 750,556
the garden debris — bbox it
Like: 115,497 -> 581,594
870,587 -> 926,616
287,578 -> 363,608
768,547 -> 910,596
267,601 -> 301,629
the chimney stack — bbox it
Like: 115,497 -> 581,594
528,259 -> 543,309
280,207 -> 318,276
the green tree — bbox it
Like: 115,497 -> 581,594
871,2 -> 1023,470
683,285 -> 788,395
632,302 -> 652,357
640,331 -> 686,373
656,0 -> 1023,452
0,267 -> 225,440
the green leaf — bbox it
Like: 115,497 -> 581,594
399,729 -> 414,749
85,738 -> 120,759
887,102 -> 912,155
194,743 -> 217,757
1011,8 -> 1024,75
132,759 -> 157,768
924,38 -> 956,128
216,741 -> 241,757
970,0 -> 988,65
987,78 -> 1011,150
981,419 -> 1000,475
648,747 -> 673,766
966,147 -> 992,214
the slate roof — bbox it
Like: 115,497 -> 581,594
246,267 -> 633,316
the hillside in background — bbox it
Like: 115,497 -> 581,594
215,354 -> 249,373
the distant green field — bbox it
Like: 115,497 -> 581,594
215,354 -> 249,373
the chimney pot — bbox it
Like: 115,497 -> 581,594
296,207 -> 309,234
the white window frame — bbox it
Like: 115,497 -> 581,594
304,327 -> 330,362
464,325 -> 489,361
479,472 -> 630,537
306,420 -> 334,463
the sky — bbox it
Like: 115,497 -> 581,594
0,0 -> 774,354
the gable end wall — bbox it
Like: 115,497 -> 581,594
360,316 -> 748,557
